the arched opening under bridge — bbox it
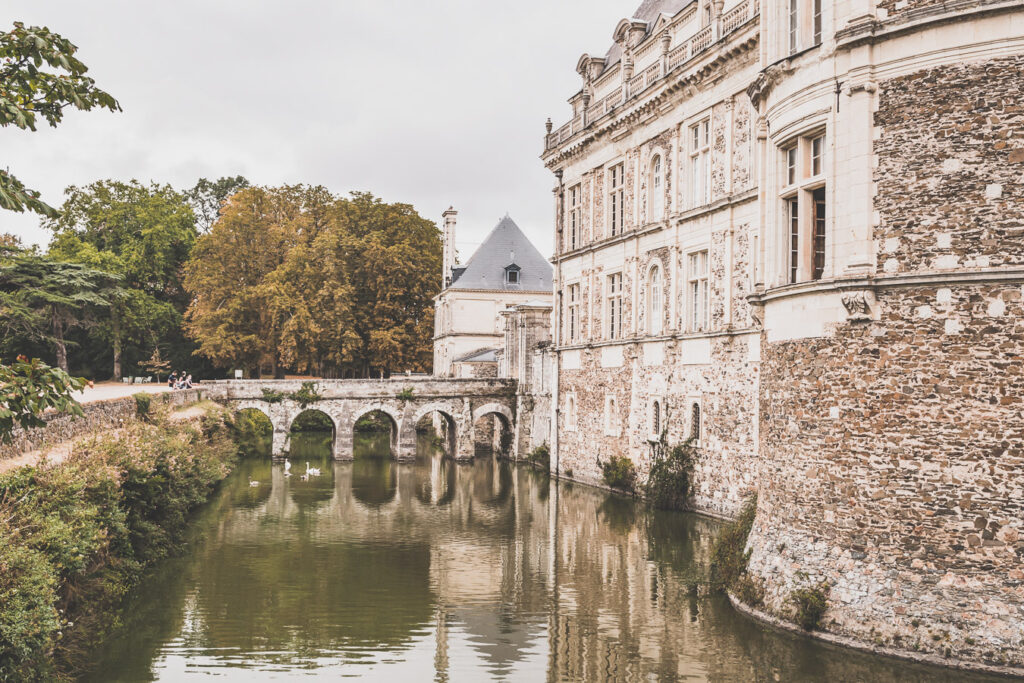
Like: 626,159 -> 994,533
352,408 -> 399,459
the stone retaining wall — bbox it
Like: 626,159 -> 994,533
0,389 -> 204,462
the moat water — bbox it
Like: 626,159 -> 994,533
84,431 -> 1004,682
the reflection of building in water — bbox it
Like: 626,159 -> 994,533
123,455 -> 977,682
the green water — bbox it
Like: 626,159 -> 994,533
83,431 -> 1005,682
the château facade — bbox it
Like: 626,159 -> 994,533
432,210 -> 553,377
542,0 -> 1024,673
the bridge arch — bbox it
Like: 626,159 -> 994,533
472,403 -> 514,457
412,401 -> 459,460
350,403 -> 402,456
472,403 -> 514,425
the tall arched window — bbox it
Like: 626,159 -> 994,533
652,400 -> 661,437
648,265 -> 663,335
649,155 -> 664,221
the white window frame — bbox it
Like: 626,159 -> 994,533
780,129 -> 827,284
604,394 -> 620,436
687,396 -> 702,446
568,184 -> 582,251
687,250 -> 709,332
566,283 -> 581,343
648,397 -> 664,442
649,154 -> 664,222
608,162 -> 625,237
606,272 -> 623,340
565,392 -> 577,432
647,263 -> 663,336
690,118 -> 711,207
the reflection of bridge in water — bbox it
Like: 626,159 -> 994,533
205,378 -> 517,461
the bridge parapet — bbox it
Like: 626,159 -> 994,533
206,378 -> 517,462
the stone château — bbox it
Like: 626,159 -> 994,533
432,210 -> 553,378
540,0 -> 1024,673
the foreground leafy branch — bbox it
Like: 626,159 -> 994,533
0,356 -> 86,443
0,21 -> 121,217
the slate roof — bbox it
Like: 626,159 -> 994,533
602,0 -> 692,73
454,347 -> 500,363
449,216 -> 552,292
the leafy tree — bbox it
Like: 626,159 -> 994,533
187,175 -> 250,233
0,233 -> 22,251
325,192 -> 441,375
184,186 -> 304,377
0,251 -> 116,371
0,356 -> 86,442
46,180 -> 196,379
0,22 -> 119,217
184,187 -> 441,378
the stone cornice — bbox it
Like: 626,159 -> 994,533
834,0 -> 1024,51
748,266 -> 1024,305
543,29 -> 759,169
554,325 -> 760,354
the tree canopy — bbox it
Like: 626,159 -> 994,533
0,250 -> 117,371
46,180 -> 196,379
185,188 -> 441,378
0,22 -> 120,217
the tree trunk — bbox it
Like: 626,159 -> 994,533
52,315 -> 68,372
112,308 -> 123,381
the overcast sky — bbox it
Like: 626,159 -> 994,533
3,0 -> 629,258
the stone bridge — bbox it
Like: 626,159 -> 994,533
204,378 -> 517,461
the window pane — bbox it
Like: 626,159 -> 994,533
812,136 -> 824,176
813,188 -> 826,280
789,198 -> 800,284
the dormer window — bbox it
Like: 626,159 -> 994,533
505,264 -> 521,285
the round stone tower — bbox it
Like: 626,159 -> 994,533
744,0 -> 1024,673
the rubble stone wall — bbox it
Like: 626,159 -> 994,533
0,389 -> 205,462
746,56 -> 1024,671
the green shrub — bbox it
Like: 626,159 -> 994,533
290,381 -> 322,408
396,387 -> 415,402
790,582 -> 830,630
734,573 -> 766,608
260,388 -> 287,403
645,440 -> 696,510
709,495 -> 757,593
292,411 -> 334,432
527,444 -> 549,470
0,408 -> 239,679
133,392 -> 152,420
600,455 -> 637,492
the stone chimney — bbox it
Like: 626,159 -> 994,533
442,207 -> 458,288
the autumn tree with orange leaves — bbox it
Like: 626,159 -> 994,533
184,187 -> 441,378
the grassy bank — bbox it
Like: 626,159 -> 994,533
0,404 -> 239,680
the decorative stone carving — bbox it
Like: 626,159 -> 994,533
841,290 -> 875,321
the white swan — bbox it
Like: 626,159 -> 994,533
249,480 -> 259,487
306,462 -> 321,477
283,460 -> 292,477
